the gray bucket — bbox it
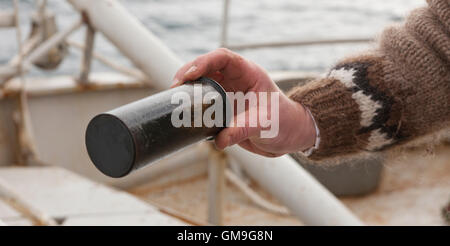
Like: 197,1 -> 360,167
276,78 -> 383,196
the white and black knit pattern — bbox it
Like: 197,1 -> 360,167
327,62 -> 398,151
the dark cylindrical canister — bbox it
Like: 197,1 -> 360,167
85,77 -> 229,178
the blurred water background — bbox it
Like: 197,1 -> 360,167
0,0 -> 424,77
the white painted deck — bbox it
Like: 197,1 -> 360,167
1,145 -> 449,226
131,144 -> 450,226
0,167 -> 186,226
342,144 -> 450,226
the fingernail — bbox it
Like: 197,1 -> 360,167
184,65 -> 197,76
213,141 -> 222,150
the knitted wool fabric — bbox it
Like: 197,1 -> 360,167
288,0 -> 450,161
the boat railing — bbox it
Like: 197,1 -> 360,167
220,0 -> 372,51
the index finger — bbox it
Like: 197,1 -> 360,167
182,48 -> 235,81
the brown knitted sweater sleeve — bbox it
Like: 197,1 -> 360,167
288,0 -> 450,161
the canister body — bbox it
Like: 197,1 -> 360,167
85,77 -> 228,178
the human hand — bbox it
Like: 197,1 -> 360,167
172,48 -> 316,157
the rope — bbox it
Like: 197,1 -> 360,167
0,178 -> 57,226
225,169 -> 290,216
13,0 -> 39,164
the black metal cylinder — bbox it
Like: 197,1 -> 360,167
85,77 -> 229,178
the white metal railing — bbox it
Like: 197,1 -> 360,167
220,0 -> 372,50
0,0 -> 150,87
0,11 -> 15,28
226,147 -> 363,225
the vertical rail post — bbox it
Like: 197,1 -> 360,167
78,24 -> 95,84
67,0 -> 183,89
220,0 -> 230,47
207,147 -> 227,225
0,11 -> 16,28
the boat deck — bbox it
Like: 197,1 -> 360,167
342,144 -> 450,225
0,144 -> 448,226
130,144 -> 450,226
0,167 -> 185,226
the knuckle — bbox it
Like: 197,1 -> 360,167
230,127 -> 248,145
217,47 -> 232,55
239,127 -> 249,139
193,55 -> 205,65
216,48 -> 236,59
234,54 -> 246,65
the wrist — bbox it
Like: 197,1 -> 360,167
286,98 -> 317,152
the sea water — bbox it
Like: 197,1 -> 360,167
0,0 -> 424,76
